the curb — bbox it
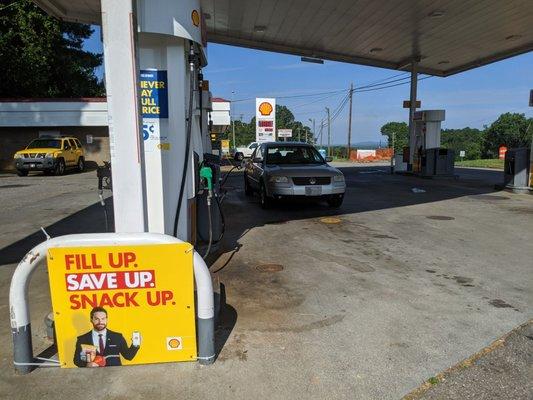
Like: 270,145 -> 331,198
402,319 -> 533,400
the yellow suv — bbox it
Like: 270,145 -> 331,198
13,136 -> 85,176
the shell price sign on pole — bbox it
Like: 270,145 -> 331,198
256,98 -> 276,143
47,243 -> 196,368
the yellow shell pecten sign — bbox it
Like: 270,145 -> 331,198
258,101 -> 273,116
191,10 -> 200,27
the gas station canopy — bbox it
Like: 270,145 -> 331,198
35,0 -> 533,76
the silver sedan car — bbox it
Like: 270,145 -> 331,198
237,142 -> 346,208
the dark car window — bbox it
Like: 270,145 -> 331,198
68,139 -> 76,148
26,139 -> 62,149
250,143 -> 258,149
265,145 -> 324,165
74,139 -> 82,148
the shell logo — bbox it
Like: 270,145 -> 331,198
191,10 -> 200,27
166,336 -> 183,350
258,101 -> 273,116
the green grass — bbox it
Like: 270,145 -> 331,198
455,158 -> 504,169
427,377 -> 439,385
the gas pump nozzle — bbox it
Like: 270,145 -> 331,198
200,165 -> 214,204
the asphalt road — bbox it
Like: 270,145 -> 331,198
0,164 -> 531,399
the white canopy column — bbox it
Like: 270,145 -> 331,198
101,0 -> 147,232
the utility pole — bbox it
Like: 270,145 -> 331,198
347,83 -> 353,160
407,61 -> 418,170
297,127 -> 301,142
319,121 -> 324,147
325,107 -> 331,156
231,90 -> 236,149
309,118 -> 315,144
390,131 -> 396,174
529,89 -> 532,187
232,120 -> 236,149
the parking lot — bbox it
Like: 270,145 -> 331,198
0,164 -> 531,399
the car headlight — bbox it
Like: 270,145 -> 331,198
14,154 -> 22,159
269,176 -> 289,183
45,153 -> 56,158
333,174 -> 345,182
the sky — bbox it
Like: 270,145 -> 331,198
85,26 -> 532,145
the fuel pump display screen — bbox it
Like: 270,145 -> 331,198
258,120 -> 274,132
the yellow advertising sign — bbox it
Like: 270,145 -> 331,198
221,139 -> 230,153
47,243 -> 196,368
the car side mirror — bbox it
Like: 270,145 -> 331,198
325,156 -> 333,162
64,145 -> 71,150
234,151 -> 244,162
252,157 -> 263,164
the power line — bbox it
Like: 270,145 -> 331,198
231,72 -> 428,104
358,71 -> 410,87
356,75 -> 413,90
355,76 -> 432,93
290,90 -> 348,109
231,89 -> 347,103
324,92 -> 350,125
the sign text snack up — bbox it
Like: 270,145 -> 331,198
47,244 -> 196,367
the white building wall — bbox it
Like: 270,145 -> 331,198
0,101 -> 108,127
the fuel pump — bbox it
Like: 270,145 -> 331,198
197,154 -> 224,257
412,110 -> 454,176
96,162 -> 112,232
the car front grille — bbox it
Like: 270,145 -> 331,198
292,177 -> 331,185
23,153 -> 46,158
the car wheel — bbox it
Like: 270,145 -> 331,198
77,157 -> 85,172
54,159 -> 66,176
327,194 -> 344,208
16,169 -> 28,177
260,182 -> 272,209
244,174 -> 253,196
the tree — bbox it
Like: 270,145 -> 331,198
0,0 -> 104,97
275,104 -> 311,142
276,104 -> 295,128
380,122 -> 408,152
441,127 -> 483,160
483,113 -> 533,158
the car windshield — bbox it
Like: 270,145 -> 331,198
265,145 -> 325,165
26,139 -> 62,149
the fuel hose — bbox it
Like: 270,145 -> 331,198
173,43 -> 197,237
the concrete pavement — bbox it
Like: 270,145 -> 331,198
0,165 -> 531,399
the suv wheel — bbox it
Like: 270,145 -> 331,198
16,169 -> 28,177
260,182 -> 272,209
55,159 -> 66,176
77,157 -> 85,172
